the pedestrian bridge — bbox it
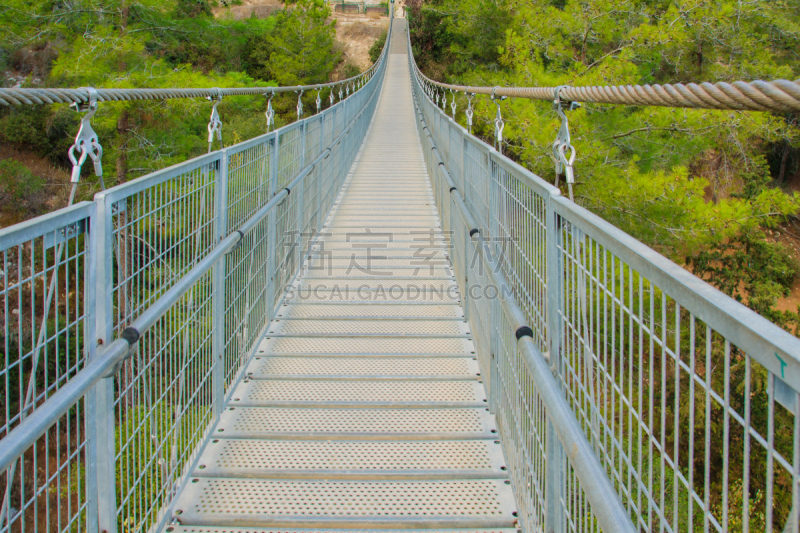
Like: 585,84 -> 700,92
1,16 -> 799,533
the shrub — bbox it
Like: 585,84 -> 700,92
0,159 -> 47,215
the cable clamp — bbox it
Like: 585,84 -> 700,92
552,86 -> 580,194
68,87 -> 103,183
265,91 -> 275,132
296,88 -> 304,120
207,88 -> 223,152
465,92 -> 475,134
491,87 -> 507,154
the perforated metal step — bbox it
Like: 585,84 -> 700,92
164,25 -> 519,532
291,279 -> 457,293
215,407 -> 498,440
230,380 -> 486,407
162,527 -> 519,533
171,478 -> 518,529
192,439 -> 507,480
302,267 -> 453,278
246,356 -> 480,380
266,319 -> 469,336
283,287 -> 459,304
276,303 -> 465,319
257,336 -> 475,356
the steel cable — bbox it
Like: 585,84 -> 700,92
0,66 -> 380,106
411,64 -> 800,113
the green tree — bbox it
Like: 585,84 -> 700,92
250,0 -> 339,85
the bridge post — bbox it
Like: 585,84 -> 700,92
297,119 -> 307,258
544,191 -> 565,532
317,114 -> 325,229
488,151 -> 501,415
212,151 -> 229,417
90,193 -> 119,532
266,133 -> 279,318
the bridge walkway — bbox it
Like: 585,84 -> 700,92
164,19 -> 519,532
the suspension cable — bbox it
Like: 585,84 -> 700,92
411,63 -> 800,113
0,61 -> 382,107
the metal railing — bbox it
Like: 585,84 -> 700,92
0,18 -> 391,532
408,30 -> 800,533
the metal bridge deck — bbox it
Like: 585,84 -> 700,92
163,20 -> 518,532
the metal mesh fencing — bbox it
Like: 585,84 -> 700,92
411,35 -> 800,533
0,30 -> 388,531
0,203 -> 95,532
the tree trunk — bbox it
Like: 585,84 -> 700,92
116,109 -> 129,184
778,141 -> 790,184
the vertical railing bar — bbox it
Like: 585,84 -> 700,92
91,193 -> 118,533
212,150 -> 228,418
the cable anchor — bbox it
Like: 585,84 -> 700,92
316,86 -> 322,113
265,91 -> 275,132
207,88 -> 222,153
339,85 -> 344,101
449,89 -> 456,118
552,85 -> 580,200
296,88 -> 304,120
465,92 -> 475,134
491,87 -> 507,154
68,87 -> 103,183
329,87 -> 335,105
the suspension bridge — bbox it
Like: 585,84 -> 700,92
1,10 -> 800,533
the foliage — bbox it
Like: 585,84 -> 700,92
369,30 -> 387,64
341,61 -> 361,79
408,0 -> 800,325
0,159 -> 47,215
0,0 -> 339,192
689,229 -> 800,332
249,0 -> 339,85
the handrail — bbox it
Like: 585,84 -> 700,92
410,60 -> 800,113
408,21 -> 800,531
0,61 -> 385,474
412,92 -> 637,533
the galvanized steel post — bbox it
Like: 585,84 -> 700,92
266,133 -> 279,318
91,192 -> 119,532
212,151 -> 229,417
544,188 -> 565,532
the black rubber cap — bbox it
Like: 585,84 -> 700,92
449,186 -> 457,193
283,187 -> 291,196
515,326 -> 534,340
121,327 -> 140,345
469,228 -> 480,237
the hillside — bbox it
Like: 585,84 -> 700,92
407,0 -> 800,337
0,0 -> 387,221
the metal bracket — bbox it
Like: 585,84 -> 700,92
296,89 -> 304,120
68,87 -> 103,183
316,86 -> 322,113
491,87 -> 507,154
551,85 -> 580,197
207,88 -> 222,153
465,92 -> 475,134
449,89 -> 456,118
339,85 -> 344,101
265,91 -> 275,132
329,87 -> 335,105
